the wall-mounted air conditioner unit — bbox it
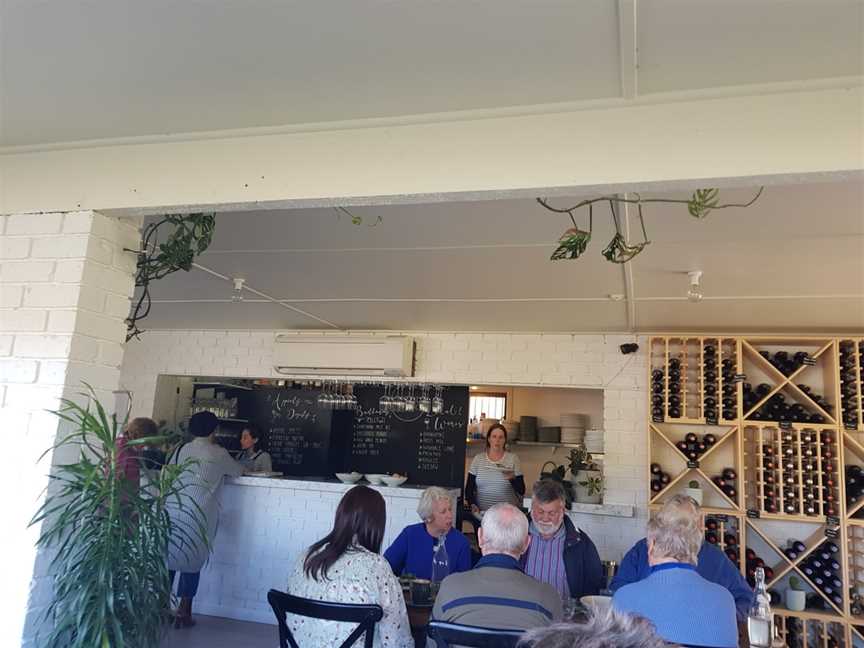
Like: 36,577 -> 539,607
273,335 -> 414,377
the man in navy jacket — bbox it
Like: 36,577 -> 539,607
519,480 -> 604,599
610,496 -> 752,619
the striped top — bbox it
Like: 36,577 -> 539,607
468,451 -> 522,511
524,523 -> 570,598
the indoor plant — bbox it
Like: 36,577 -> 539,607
569,446 -> 603,504
786,576 -> 806,612
30,385 -> 206,648
685,479 -> 703,505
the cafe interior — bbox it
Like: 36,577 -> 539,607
2,2 -> 863,648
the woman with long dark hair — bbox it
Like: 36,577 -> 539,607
285,485 -> 412,647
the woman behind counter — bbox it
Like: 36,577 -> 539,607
465,423 -> 525,517
384,487 -> 471,580
236,424 -> 272,473
286,485 -> 412,648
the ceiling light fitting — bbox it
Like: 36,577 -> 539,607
232,277 -> 246,302
687,271 -> 704,302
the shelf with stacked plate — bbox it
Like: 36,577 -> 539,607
648,334 -> 862,643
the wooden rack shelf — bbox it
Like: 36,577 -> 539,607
648,335 -> 859,643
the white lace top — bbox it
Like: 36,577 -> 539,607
285,545 -> 413,648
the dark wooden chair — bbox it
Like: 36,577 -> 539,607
426,620 -> 524,648
267,589 -> 383,648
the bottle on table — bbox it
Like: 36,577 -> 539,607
431,534 -> 449,584
747,567 -> 773,648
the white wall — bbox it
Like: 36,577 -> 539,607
119,330 -> 649,561
0,211 -> 139,647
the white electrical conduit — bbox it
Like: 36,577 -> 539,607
191,262 -> 342,329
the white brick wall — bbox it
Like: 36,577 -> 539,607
120,330 -> 650,564
0,211 -> 139,648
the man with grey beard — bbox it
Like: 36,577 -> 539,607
519,480 -> 604,599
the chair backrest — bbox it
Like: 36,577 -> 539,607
267,589 -> 384,648
427,620 -> 524,648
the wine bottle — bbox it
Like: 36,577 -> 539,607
722,468 -> 736,480
650,463 -> 661,475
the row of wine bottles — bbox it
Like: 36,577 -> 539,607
759,430 -> 838,516
703,344 -> 738,421
704,516 -> 740,566
744,382 -> 829,423
673,431 -> 717,460
756,349 -> 814,377
799,540 -> 843,609
840,340 -> 863,429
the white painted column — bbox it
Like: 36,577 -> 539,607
0,211 -> 139,647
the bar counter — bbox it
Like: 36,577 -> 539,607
194,476 -> 457,624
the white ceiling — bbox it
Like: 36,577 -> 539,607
142,179 -> 864,333
2,0 -> 862,148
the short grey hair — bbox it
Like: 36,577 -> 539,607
480,503 -> 528,555
532,479 -> 565,504
519,606 -> 668,648
647,494 -> 702,564
417,486 -> 452,522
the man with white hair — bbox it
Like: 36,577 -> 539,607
431,503 -> 563,631
612,498 -> 738,647
610,495 -> 752,618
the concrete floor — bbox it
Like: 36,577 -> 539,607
160,615 -> 277,648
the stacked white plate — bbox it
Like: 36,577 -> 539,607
560,413 -> 589,444
583,428 -> 605,453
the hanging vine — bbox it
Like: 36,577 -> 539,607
125,213 -> 216,341
540,187 -> 763,264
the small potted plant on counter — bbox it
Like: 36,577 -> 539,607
576,473 -> 604,505
685,480 -> 703,505
568,446 -> 603,505
786,576 -> 806,612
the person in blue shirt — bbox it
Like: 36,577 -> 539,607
613,496 -> 738,648
610,495 -> 752,619
384,486 -> 471,580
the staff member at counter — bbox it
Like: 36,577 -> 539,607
465,424 -> 525,517
236,424 -> 272,473
384,486 -> 471,579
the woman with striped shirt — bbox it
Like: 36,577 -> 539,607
465,424 -> 525,518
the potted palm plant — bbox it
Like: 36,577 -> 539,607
30,384 -> 206,648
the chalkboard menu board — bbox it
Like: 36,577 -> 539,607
250,385 -> 468,487
249,388 -> 352,476
336,385 -> 469,488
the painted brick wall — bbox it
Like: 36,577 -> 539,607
120,330 -> 649,561
0,211 -> 139,647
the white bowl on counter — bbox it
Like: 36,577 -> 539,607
335,472 -> 362,484
381,475 -> 407,487
364,473 -> 387,485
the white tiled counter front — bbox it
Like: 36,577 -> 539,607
194,477 -> 452,624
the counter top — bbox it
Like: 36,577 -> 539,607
227,475 -> 458,498
522,497 -> 634,518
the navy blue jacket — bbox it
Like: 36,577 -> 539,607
519,516 -> 604,599
610,538 -> 752,619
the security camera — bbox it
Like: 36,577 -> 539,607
619,343 -> 639,355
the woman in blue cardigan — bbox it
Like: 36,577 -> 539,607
384,487 -> 472,580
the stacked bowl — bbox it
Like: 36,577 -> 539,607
538,426 -> 561,443
520,416 -> 538,442
584,428 -> 605,453
560,413 -> 589,445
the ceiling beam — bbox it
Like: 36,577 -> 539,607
617,0 -> 638,99
2,86 -> 862,216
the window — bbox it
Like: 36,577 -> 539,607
469,393 -> 507,421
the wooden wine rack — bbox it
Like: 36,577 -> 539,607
648,335 -> 864,646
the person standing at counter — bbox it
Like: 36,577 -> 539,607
384,486 -> 471,580
520,479 -> 604,599
465,424 -> 525,517
166,411 -> 243,628
236,424 -> 272,473
286,485 -> 412,648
